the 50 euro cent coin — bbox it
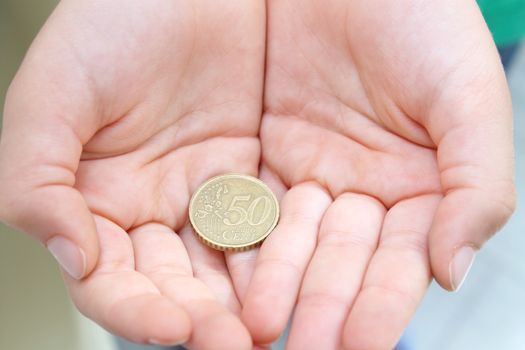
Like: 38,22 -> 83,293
189,174 -> 279,251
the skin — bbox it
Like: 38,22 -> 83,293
236,0 -> 515,349
0,0 -> 516,350
0,1 -> 266,349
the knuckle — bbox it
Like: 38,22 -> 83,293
298,290 -> 348,309
256,257 -> 302,276
380,229 -> 428,255
319,228 -> 377,254
361,283 -> 419,307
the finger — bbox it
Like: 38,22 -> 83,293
428,104 -> 515,290
242,182 -> 332,344
286,193 -> 385,350
180,225 -> 242,314
418,11 -> 516,291
66,215 -> 191,345
342,195 -> 441,350
226,165 -> 286,303
225,247 -> 260,305
428,139 -> 515,291
131,223 -> 252,350
0,56 -> 103,279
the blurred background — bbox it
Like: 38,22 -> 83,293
0,1 -> 524,350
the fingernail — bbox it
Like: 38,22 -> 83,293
449,245 -> 477,291
148,338 -> 185,346
47,236 -> 86,280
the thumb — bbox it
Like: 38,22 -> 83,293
425,50 -> 516,291
0,49 -> 101,279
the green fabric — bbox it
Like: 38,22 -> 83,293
478,0 -> 525,45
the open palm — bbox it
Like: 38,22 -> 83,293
0,1 -> 265,349
238,1 -> 515,349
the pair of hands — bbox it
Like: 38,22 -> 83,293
0,1 -> 515,349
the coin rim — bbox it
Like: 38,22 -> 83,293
189,173 -> 280,251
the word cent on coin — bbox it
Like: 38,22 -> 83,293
189,174 -> 279,251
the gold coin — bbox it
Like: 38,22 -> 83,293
189,174 -> 279,251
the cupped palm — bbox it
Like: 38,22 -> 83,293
0,1 -> 265,349
237,1 -> 515,349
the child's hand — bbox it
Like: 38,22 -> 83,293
237,1 -> 515,349
0,1 -> 265,348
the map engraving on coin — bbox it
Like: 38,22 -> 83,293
189,174 -> 279,251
